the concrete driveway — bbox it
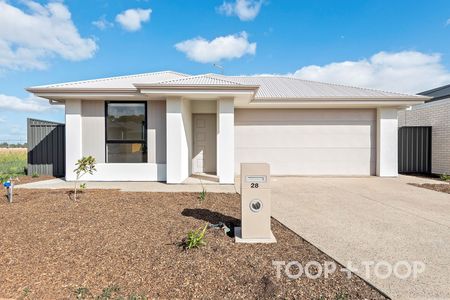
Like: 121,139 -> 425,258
270,176 -> 450,300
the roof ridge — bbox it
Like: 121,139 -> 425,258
155,73 -> 244,85
203,73 -> 245,85
36,71 -> 190,88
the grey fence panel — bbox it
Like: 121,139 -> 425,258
398,126 -> 432,174
27,118 -> 65,177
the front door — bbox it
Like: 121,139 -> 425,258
192,114 -> 217,174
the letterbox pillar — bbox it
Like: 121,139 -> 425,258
235,163 -> 276,243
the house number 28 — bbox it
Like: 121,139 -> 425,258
250,183 -> 259,188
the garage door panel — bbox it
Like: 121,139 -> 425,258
236,109 -> 375,123
236,148 -> 375,175
235,109 -> 376,176
236,125 -> 374,148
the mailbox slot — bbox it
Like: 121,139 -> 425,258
245,175 -> 267,183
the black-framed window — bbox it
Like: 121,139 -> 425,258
105,102 -> 147,163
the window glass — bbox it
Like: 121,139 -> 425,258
106,103 -> 145,141
106,143 -> 147,163
105,102 -> 147,163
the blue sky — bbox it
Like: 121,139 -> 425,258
1,0 -> 450,142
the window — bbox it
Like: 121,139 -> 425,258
105,102 -> 147,163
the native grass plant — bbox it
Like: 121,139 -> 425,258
74,285 -> 147,300
440,173 -> 450,182
73,156 -> 97,201
198,188 -> 207,203
31,172 -> 40,178
184,223 -> 208,250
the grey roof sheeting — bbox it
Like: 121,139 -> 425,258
28,70 -> 427,100
419,84 -> 450,102
226,75 -> 424,99
32,71 -> 189,89
153,74 -> 244,86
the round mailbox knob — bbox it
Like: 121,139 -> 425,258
250,199 -> 263,212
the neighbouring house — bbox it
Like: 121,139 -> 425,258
27,71 -> 427,183
398,84 -> 450,175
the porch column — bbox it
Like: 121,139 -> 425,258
217,98 -> 235,184
166,97 -> 191,183
65,99 -> 82,181
376,107 -> 398,177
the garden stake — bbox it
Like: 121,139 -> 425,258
3,179 -> 13,203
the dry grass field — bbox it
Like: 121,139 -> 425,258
0,148 -> 27,176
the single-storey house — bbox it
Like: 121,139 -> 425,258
398,84 -> 450,175
27,71 -> 427,183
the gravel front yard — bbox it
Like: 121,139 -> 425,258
0,189 -> 386,299
410,183 -> 450,194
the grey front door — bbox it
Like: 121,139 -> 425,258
192,114 -> 217,174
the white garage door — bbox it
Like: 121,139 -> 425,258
235,109 -> 376,176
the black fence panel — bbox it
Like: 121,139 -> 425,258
398,126 -> 432,174
27,118 -> 65,177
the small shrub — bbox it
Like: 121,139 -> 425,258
440,173 -> 450,181
18,287 -> 31,300
184,224 -> 208,250
74,287 -> 91,300
335,292 -> 349,300
96,284 -> 120,299
31,172 -> 39,178
198,188 -> 207,202
73,156 -> 96,200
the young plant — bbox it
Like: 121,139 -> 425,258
184,223 -> 208,250
97,284 -> 120,299
74,287 -> 91,300
73,156 -> 96,201
440,173 -> 450,181
198,188 -> 207,202
31,172 -> 39,178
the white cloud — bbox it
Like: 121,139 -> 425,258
92,15 -> 114,30
175,32 -> 256,63
218,0 -> 263,21
446,18 -> 450,26
0,94 -> 61,112
115,8 -> 151,31
0,0 -> 98,71
292,51 -> 450,94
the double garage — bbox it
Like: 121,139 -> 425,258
235,108 -> 376,176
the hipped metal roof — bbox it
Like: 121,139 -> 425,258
28,70 -> 428,100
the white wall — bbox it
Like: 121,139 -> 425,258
377,108 -> 398,177
148,100 -> 167,164
65,99 -> 82,181
399,98 -> 450,174
82,100 -> 105,162
166,98 -> 192,183
191,100 -> 217,114
217,98 -> 235,184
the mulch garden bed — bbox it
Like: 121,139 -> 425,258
410,183 -> 450,194
0,189 -> 387,299
15,175 -> 56,185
